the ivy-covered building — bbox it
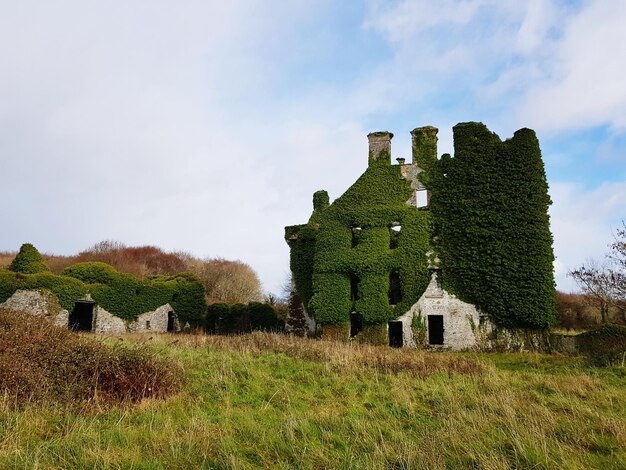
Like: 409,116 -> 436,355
285,123 -> 556,350
0,244 -> 206,333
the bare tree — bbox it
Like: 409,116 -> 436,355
569,222 -> 626,323
186,258 -> 264,304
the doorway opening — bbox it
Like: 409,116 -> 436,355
350,312 -> 363,338
167,311 -> 175,332
69,301 -> 94,332
427,315 -> 444,345
388,321 -> 403,348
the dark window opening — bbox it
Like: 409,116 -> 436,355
350,313 -> 363,338
145,320 -> 151,330
351,227 -> 361,248
350,274 -> 359,302
389,225 -> 401,249
167,311 -> 175,332
428,315 -> 444,345
69,301 -> 94,332
388,271 -> 402,305
388,321 -> 403,348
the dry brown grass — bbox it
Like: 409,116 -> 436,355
0,308 -> 182,405
0,252 -> 15,270
122,331 -> 485,378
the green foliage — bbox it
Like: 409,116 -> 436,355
289,156 -> 432,325
576,324 -> 626,366
0,270 -> 90,311
312,190 -> 329,211
0,308 -> 182,404
428,122 -> 556,329
411,314 -> 426,344
62,262 -> 118,284
206,302 -> 231,332
0,263 -> 206,325
206,302 -> 284,333
8,243 -> 49,274
285,224 -> 317,312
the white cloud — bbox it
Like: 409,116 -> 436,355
521,0 -> 626,132
1,0 -> 624,299
549,181 -> 626,292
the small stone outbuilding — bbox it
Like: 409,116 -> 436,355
0,289 -> 180,333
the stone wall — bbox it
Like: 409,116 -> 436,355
0,289 -> 69,327
402,273 -> 482,351
128,304 -> 177,333
285,290 -> 317,337
0,289 -> 179,334
93,304 -> 126,333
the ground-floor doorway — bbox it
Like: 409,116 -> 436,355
69,301 -> 95,332
167,311 -> 175,332
388,321 -> 403,347
427,315 -> 444,345
350,312 -> 363,338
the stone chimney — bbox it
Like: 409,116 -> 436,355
367,131 -> 393,166
410,126 -> 438,167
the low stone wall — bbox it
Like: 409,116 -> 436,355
475,326 -> 551,353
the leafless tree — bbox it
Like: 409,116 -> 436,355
569,222 -> 626,323
186,258 -> 264,304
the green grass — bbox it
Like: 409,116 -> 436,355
1,333 -> 625,469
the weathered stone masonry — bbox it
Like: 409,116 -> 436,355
0,289 -> 180,333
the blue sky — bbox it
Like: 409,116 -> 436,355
1,0 -> 625,295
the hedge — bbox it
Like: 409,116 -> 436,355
206,302 -> 284,333
1,259 -> 206,325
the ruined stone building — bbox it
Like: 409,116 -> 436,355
285,122 -> 556,350
0,289 -> 179,333
0,246 -> 206,333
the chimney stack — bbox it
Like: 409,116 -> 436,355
410,126 -> 438,168
367,131 -> 393,166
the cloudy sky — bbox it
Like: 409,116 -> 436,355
1,0 -> 625,295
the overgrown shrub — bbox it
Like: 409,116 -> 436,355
61,261 -> 119,284
575,324 -> 626,367
0,261 -> 206,325
206,302 -> 284,334
0,308 -> 182,404
8,243 -> 49,274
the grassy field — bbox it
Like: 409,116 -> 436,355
1,332 -> 624,469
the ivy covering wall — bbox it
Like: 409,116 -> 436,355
0,250 -> 206,325
286,122 -> 556,331
286,149 -> 432,327
428,122 -> 556,329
